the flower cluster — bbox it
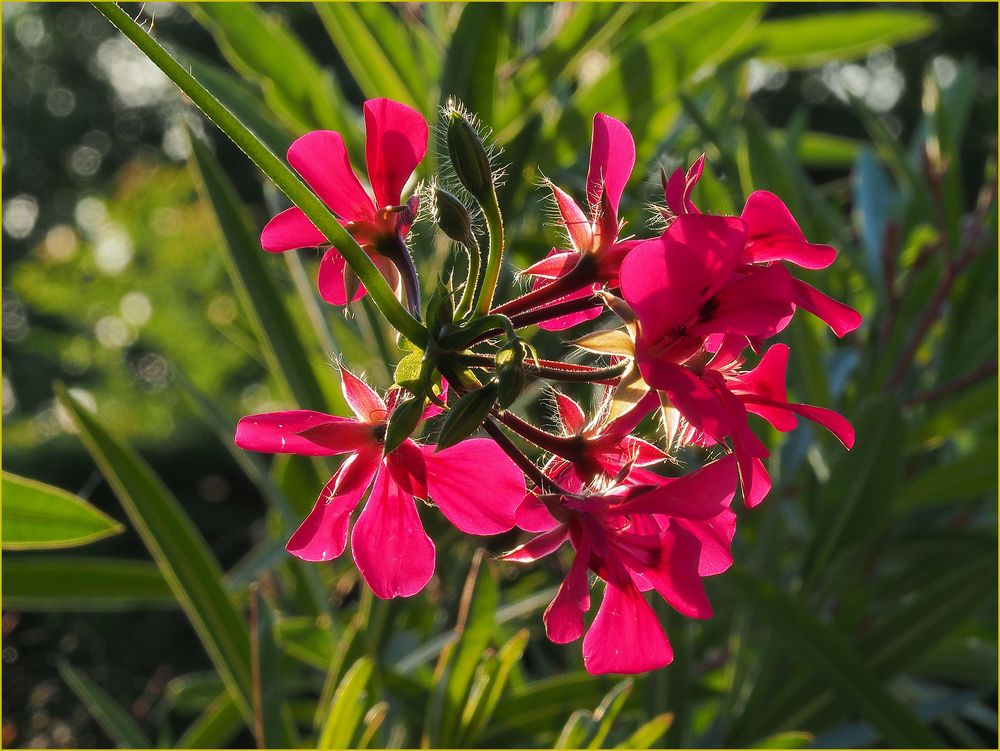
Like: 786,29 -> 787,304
236,98 -> 860,675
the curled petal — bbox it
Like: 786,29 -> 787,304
664,154 -> 704,218
783,402 -> 855,449
364,98 -> 428,209
587,113 -> 635,215
288,130 -> 374,220
420,439 -> 524,534
351,467 -> 435,599
741,191 -> 836,269
792,279 -> 863,337
286,449 -> 379,562
675,508 -> 737,576
731,344 -> 797,432
261,207 -> 326,253
582,576 -> 672,675
543,536 -> 592,644
236,411 -> 372,456
501,524 -> 569,563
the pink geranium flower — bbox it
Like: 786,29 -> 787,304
618,214 -> 856,505
260,98 -> 427,308
663,157 -> 862,337
503,456 -> 738,674
498,114 -> 639,329
235,369 -> 525,599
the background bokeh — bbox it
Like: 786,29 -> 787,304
2,2 -> 997,748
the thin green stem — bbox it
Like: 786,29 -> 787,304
92,1 -> 426,347
472,197 -> 505,316
455,236 -> 481,321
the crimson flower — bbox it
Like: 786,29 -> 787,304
503,456 -> 738,674
235,369 -> 525,599
260,98 -> 427,308
619,214 -> 855,504
506,114 -> 639,329
663,156 -> 862,337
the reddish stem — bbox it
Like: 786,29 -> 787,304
491,256 -> 595,318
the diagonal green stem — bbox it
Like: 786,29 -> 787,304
92,1 -> 427,348
472,197 -> 505,316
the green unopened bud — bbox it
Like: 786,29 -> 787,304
434,187 -> 475,248
383,395 -> 426,454
496,361 -> 526,408
426,280 -> 455,331
436,382 -> 498,451
446,108 -> 493,202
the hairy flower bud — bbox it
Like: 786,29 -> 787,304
434,186 -> 476,248
446,108 -> 494,202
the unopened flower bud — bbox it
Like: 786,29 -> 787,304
436,382 -> 498,450
446,108 -> 494,202
383,394 -> 426,454
434,187 -> 475,248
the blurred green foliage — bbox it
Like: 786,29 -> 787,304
2,2 -> 996,749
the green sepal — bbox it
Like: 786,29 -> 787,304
436,383 -> 498,451
383,395 -> 427,454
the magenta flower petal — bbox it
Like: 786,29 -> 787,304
741,191 -> 837,269
515,493 -> 561,533
739,453 -> 772,509
522,249 -> 580,280
317,250 -> 367,305
339,368 -> 388,424
260,207 -> 326,253
287,130 -> 374,220
549,184 -> 593,253
286,448 -> 380,561
792,279 -> 863,337
351,466 -> 435,599
582,577 -> 672,675
782,402 -> 856,449
618,456 -> 737,519
639,361 -> 734,442
675,508 -> 737,576
619,436 -> 669,467
586,113 -> 635,215
664,154 -> 704,217
500,524 -> 569,563
317,250 -> 401,307
421,439 -> 524,534
554,392 -> 587,435
692,265 -> 795,339
537,292 -> 604,331
543,537 -> 592,644
730,345 -> 797,431
638,525 -> 713,619
620,215 -> 746,343
363,98 -> 428,209
235,411 -> 373,456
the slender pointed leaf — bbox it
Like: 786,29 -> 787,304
2,472 -> 123,550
